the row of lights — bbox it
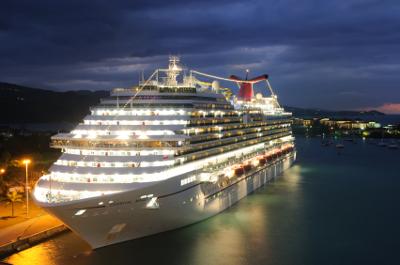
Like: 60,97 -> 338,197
93,109 -> 186,116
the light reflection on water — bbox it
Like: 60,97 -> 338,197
5,231 -> 91,265
4,137 -> 400,265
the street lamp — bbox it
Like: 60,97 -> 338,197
0,168 -> 5,174
23,159 -> 31,218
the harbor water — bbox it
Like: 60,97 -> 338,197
4,137 -> 399,265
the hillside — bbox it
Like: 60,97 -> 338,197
0,82 -> 108,123
284,106 -> 384,117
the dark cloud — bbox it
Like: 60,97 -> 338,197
1,0 -> 400,111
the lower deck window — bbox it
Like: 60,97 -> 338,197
181,176 -> 196,186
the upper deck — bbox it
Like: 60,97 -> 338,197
34,56 -> 295,204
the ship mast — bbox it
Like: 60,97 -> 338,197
166,56 -> 181,86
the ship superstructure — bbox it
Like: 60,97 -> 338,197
34,57 -> 296,248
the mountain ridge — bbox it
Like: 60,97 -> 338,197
0,82 -> 384,123
0,82 -> 108,123
283,106 -> 384,118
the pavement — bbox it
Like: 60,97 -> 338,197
0,214 -> 63,246
0,198 -> 64,247
0,198 -> 46,229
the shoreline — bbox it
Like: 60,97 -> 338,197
0,214 -> 68,258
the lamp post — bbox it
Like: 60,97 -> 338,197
23,159 -> 31,218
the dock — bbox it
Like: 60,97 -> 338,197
0,215 -> 68,258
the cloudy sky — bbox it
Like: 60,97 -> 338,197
1,0 -> 399,113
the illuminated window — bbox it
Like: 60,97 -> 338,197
181,176 -> 196,186
75,209 -> 86,216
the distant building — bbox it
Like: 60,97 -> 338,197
0,126 -> 14,138
292,118 -> 314,127
319,118 -> 380,130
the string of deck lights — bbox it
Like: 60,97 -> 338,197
43,62 -> 291,202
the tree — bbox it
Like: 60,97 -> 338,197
6,190 -> 23,217
0,150 -> 11,165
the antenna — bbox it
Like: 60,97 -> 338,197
166,55 -> 182,86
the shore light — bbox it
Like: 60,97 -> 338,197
23,159 -> 31,218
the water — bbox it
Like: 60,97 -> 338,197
4,137 -> 399,265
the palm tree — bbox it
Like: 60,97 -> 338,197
6,190 -> 23,217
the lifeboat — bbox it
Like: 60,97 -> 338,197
243,164 -> 252,172
234,167 -> 244,176
258,157 -> 266,165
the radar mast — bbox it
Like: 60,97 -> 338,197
166,56 -> 181,86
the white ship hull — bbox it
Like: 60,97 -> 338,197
38,152 -> 295,249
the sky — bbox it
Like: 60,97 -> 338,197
1,0 -> 400,113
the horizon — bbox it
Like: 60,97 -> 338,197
1,0 -> 400,114
1,79 -> 398,115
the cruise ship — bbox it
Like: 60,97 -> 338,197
33,57 -> 296,249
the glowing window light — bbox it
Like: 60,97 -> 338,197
46,136 -> 293,184
116,130 -> 130,140
115,162 -> 124,167
57,144 -> 260,182
140,194 -> 153,199
180,176 -> 196,186
87,132 -> 97,139
55,159 -> 174,168
75,209 -> 86,216
137,132 -> 149,139
33,186 -> 120,202
92,108 -> 188,116
83,120 -> 187,126
146,197 -> 159,209
64,149 -> 174,156
72,129 -> 179,137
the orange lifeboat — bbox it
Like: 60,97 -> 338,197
234,166 -> 244,176
243,164 -> 252,172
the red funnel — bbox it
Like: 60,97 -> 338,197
229,74 -> 268,101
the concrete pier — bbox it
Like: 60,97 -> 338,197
0,215 -> 68,258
